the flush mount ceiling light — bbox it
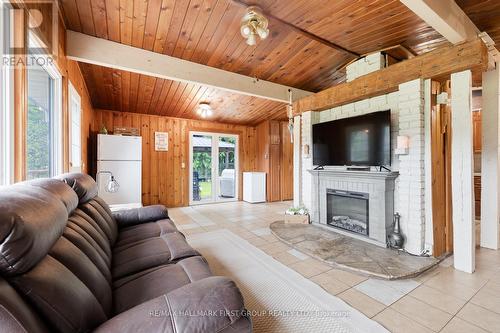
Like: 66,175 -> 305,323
196,102 -> 213,118
240,6 -> 269,46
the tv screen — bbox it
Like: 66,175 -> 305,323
313,110 -> 391,167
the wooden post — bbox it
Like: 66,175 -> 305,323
481,67 -> 500,250
293,115 -> 302,207
451,70 -> 475,273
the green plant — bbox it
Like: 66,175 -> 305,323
285,206 -> 309,215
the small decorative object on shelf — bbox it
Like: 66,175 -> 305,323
114,127 -> 140,136
285,206 -> 310,224
100,125 -> 108,135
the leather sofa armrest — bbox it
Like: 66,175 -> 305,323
93,277 -> 251,333
112,205 -> 169,228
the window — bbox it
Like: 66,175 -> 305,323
68,82 -> 82,172
26,36 -> 62,180
0,5 -> 14,185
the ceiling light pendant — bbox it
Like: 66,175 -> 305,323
240,6 -> 269,46
197,102 -> 213,118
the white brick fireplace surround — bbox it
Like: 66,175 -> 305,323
295,78 -> 431,255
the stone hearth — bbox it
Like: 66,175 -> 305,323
270,221 -> 439,280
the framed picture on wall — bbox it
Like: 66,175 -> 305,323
155,132 -> 168,151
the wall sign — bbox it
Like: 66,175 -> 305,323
155,132 -> 169,151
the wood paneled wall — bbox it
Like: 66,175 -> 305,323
256,120 -> 293,202
92,109 -> 257,207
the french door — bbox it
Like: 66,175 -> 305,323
189,132 -> 239,205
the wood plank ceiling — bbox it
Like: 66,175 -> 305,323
60,0 -> 449,125
456,0 -> 500,47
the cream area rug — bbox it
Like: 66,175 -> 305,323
187,230 -> 388,333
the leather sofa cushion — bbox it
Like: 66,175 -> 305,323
0,278 -> 49,333
78,197 -> 118,245
18,178 -> 79,213
115,219 -> 178,247
11,255 -> 108,333
0,184 -> 73,276
113,205 -> 169,228
56,173 -> 98,204
112,232 -> 199,280
113,256 -> 212,314
95,277 -> 250,333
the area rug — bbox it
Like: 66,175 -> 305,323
187,230 -> 388,333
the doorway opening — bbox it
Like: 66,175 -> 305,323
189,132 -> 239,205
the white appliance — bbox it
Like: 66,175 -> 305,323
243,172 -> 266,203
97,134 -> 142,208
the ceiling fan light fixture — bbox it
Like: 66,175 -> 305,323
240,6 -> 269,46
246,33 -> 257,46
197,102 -> 213,118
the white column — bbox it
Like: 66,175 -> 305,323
301,111 -> 314,217
424,79 -> 434,253
293,115 -> 302,207
481,67 -> 500,250
451,70 -> 475,273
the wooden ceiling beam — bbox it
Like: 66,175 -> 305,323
66,30 -> 312,104
400,0 -> 479,44
230,0 -> 360,58
293,38 -> 489,114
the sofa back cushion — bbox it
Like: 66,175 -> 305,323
57,173 -> 118,245
0,178 -> 114,333
0,179 -> 77,276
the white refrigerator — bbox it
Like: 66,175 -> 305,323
97,134 -> 142,208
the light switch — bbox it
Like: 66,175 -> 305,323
181,162 -> 185,169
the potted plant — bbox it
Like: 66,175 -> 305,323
285,206 -> 310,224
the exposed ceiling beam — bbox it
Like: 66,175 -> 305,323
294,39 -> 489,114
230,0 -> 360,58
66,30 -> 312,104
400,0 -> 479,44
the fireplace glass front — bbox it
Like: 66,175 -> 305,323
326,189 -> 369,236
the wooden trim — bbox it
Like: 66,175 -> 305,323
293,39 -> 489,114
66,31 -> 312,103
13,8 -> 27,182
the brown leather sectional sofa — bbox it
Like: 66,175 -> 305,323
0,173 -> 252,333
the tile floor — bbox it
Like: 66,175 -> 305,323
169,201 -> 500,333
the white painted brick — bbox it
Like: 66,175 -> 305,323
341,103 -> 355,114
354,99 -> 370,111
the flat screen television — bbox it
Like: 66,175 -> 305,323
312,110 -> 391,167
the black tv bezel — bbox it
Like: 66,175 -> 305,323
312,110 -> 392,167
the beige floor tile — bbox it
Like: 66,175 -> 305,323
441,317 -> 488,333
409,284 -> 466,315
374,308 -> 434,333
470,282 -> 500,315
259,242 -> 291,255
272,252 -> 302,265
457,302 -> 500,332
337,288 -> 386,318
390,295 -> 452,331
321,268 -> 368,287
423,270 -> 480,301
258,234 -> 280,243
246,237 -> 268,247
310,272 -> 350,295
289,258 -> 330,278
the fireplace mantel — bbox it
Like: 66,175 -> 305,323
308,169 -> 399,247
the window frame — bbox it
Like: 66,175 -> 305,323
68,81 -> 82,172
27,33 -> 62,179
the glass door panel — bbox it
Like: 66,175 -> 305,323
190,132 -> 238,205
191,134 -> 213,203
217,136 -> 236,200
